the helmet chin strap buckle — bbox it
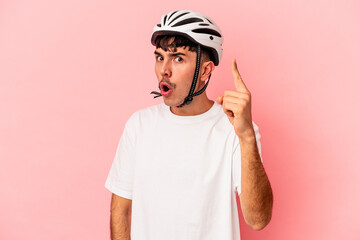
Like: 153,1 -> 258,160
184,97 -> 193,105
176,96 -> 192,108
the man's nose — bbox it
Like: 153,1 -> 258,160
160,60 -> 172,77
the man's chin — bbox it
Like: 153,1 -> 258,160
163,98 -> 183,107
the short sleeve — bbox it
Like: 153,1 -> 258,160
232,121 -> 263,195
105,120 -> 135,200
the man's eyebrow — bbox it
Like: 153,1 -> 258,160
154,50 -> 162,56
154,51 -> 186,57
169,52 -> 186,56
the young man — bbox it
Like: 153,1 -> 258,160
105,10 -> 273,240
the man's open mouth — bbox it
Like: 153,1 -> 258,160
162,84 -> 170,92
160,82 -> 173,97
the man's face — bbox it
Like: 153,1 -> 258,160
154,45 -> 197,107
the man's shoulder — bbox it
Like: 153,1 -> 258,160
126,103 -> 164,126
132,103 -> 163,117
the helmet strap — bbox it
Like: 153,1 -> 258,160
176,44 -> 206,108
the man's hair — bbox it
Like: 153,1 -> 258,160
155,35 -> 212,64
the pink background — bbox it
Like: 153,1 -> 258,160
1,0 -> 359,239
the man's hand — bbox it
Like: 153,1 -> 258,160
216,59 -> 254,139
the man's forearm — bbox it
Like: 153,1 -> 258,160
239,131 -> 273,230
110,213 -> 131,240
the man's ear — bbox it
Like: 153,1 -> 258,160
200,61 -> 215,82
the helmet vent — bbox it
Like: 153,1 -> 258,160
157,24 -> 161,27
168,12 -> 190,25
206,18 -> 213,24
199,23 -> 210,26
192,28 -> 222,38
172,18 -> 204,27
168,10 -> 178,20
163,15 -> 167,26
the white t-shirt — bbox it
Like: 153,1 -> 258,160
105,101 -> 262,240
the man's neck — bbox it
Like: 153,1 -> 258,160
169,93 -> 214,116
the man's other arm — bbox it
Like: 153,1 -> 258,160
110,193 -> 132,240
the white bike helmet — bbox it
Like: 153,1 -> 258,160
150,10 -> 224,107
151,10 -> 223,65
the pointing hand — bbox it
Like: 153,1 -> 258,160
216,59 -> 254,138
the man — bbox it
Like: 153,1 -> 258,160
105,10 -> 273,240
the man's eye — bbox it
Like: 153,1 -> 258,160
175,56 -> 183,62
156,56 -> 163,61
